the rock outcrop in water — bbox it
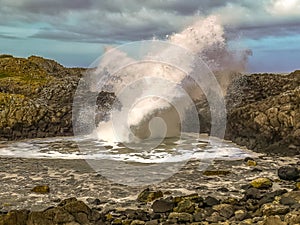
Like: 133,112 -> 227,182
0,55 -> 84,140
0,55 -> 115,140
226,71 -> 300,155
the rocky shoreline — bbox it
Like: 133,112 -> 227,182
1,55 -> 299,155
226,71 -> 300,156
1,55 -> 300,224
1,155 -> 300,224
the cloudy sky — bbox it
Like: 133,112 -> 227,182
0,0 -> 300,72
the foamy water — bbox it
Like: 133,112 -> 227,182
0,17 -> 253,173
0,135 -> 252,163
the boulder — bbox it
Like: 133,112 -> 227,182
250,178 -> 273,189
278,166 -> 300,181
137,188 -> 163,203
151,199 -> 174,213
31,185 -> 50,194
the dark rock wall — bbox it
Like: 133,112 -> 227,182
226,71 -> 300,155
0,55 -> 114,140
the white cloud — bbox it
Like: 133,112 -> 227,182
269,0 -> 300,15
0,0 -> 300,43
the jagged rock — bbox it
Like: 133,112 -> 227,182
226,72 -> 300,155
0,55 -> 117,140
262,215 -> 287,225
174,199 -> 195,213
0,210 -> 29,225
137,188 -> 163,203
234,209 -> 247,221
284,209 -> 300,224
212,204 -> 234,219
260,203 -> 290,216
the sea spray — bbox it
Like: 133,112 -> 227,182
75,16 -> 251,148
72,15 -> 251,185
90,16 -> 244,143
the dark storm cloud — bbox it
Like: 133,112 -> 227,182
9,0 -> 94,15
1,0 -> 300,43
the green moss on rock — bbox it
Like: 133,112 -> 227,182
250,177 -> 273,189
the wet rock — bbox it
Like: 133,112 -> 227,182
278,166 -> 300,181
168,212 -> 193,223
234,209 -> 247,221
64,200 -> 91,215
145,220 -> 158,225
259,190 -> 288,205
261,215 -> 287,225
193,209 -> 207,222
280,196 -> 298,206
137,189 -> 163,203
250,178 -> 273,189
203,196 -> 220,207
64,222 -> 81,225
245,188 -> 262,199
31,185 -> 50,194
217,187 -> 230,192
260,203 -> 290,216
284,209 -> 300,224
212,204 -> 234,219
151,199 -> 174,213
0,210 -> 29,225
174,199 -> 195,213
202,170 -> 230,176
27,211 -> 51,225
239,218 -> 253,224
87,198 -> 101,205
246,160 -> 257,167
206,211 -> 226,223
130,220 -> 145,225
281,191 -> 300,204
43,207 -> 74,224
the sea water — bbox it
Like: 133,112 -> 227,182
0,134 -> 251,163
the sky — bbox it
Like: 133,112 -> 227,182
0,0 -> 300,72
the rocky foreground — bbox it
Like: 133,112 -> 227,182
1,156 -> 300,225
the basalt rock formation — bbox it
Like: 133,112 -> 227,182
0,55 -> 114,140
226,71 -> 300,155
